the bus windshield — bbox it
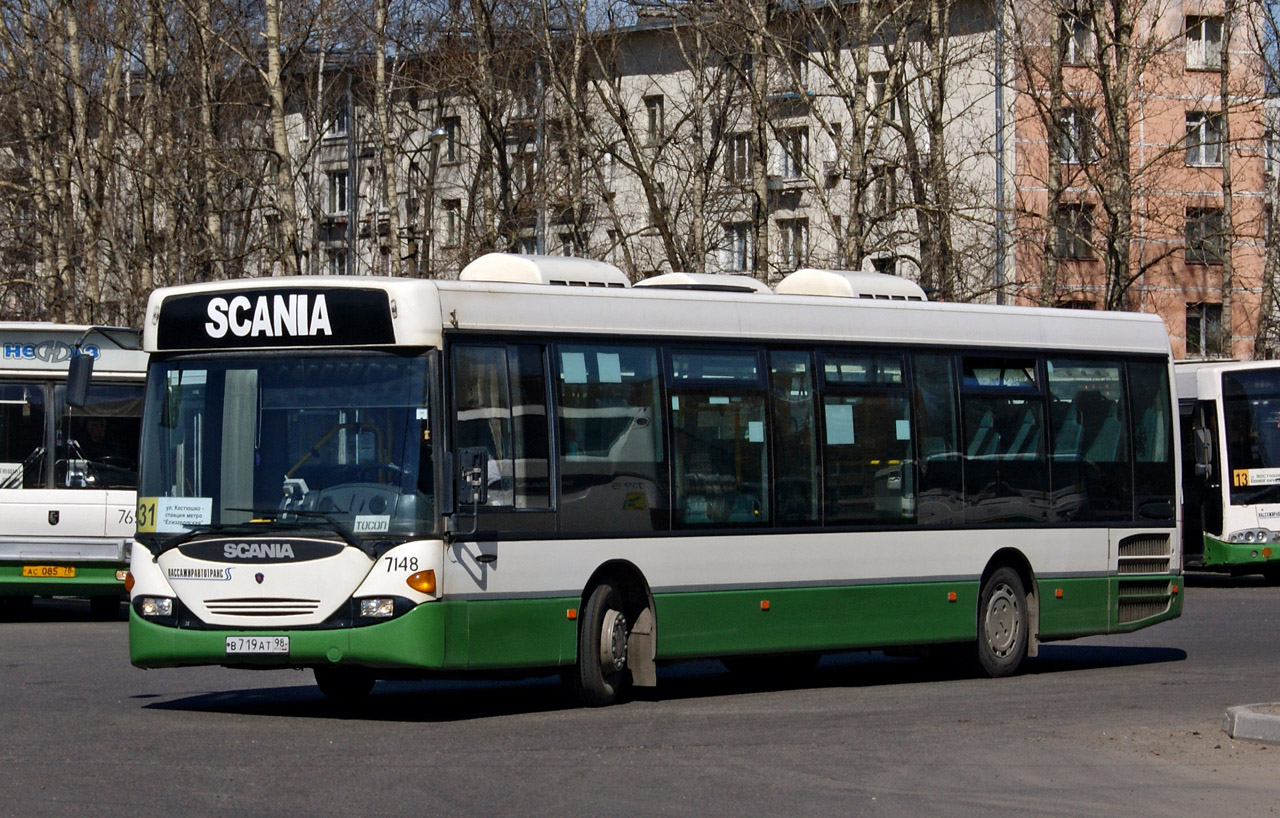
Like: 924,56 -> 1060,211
1223,369 -> 1280,506
138,353 -> 434,540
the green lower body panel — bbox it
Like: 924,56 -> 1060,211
131,573 -> 1182,672
1202,535 -> 1280,572
130,596 -> 580,672
0,562 -> 125,597
653,581 -> 981,659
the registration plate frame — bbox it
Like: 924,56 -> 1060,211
224,635 -> 290,655
21,565 -> 75,578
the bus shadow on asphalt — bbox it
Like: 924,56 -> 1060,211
141,645 -> 1186,722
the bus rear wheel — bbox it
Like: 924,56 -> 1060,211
314,666 -> 376,701
570,581 -> 631,707
977,567 -> 1028,678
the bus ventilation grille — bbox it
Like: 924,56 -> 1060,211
205,597 -> 322,617
1116,533 -> 1172,575
1116,582 -> 1173,623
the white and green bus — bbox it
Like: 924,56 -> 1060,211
1177,360 -> 1280,579
1,324 -> 146,617
127,255 -> 1182,704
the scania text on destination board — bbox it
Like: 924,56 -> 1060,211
155,287 -> 395,349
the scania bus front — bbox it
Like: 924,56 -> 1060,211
128,282 -> 444,696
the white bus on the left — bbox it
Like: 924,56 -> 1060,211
0,324 -> 146,618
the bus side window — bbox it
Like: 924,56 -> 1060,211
1127,360 -> 1177,522
452,344 -> 550,509
769,350 -> 819,525
556,344 -> 668,532
668,349 -> 769,528
820,351 -> 914,526
913,354 -> 962,526
1046,359 -> 1131,523
960,356 -> 1047,524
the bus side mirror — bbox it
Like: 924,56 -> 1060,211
66,352 -> 94,408
1193,425 -> 1212,478
456,447 -> 489,507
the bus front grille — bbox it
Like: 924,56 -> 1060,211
205,597 -> 322,617
1117,533 -> 1172,574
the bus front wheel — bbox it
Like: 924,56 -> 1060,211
977,567 -> 1028,678
571,581 -> 632,707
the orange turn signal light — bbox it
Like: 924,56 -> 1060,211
761,600 -> 770,611
406,569 -> 436,595
1055,588 -> 1064,599
947,592 -> 957,602
1265,548 -> 1273,558
123,571 -> 135,592
567,608 -> 578,620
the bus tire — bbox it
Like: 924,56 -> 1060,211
572,581 -> 631,707
977,566 -> 1028,678
314,666 -> 376,701
1263,564 -> 1280,585
89,595 -> 122,620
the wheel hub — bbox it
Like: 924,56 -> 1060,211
599,608 -> 628,675
984,584 -> 1020,658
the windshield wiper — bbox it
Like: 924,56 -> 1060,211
226,507 -> 375,558
148,522 -> 253,559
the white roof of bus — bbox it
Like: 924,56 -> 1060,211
1175,358 -> 1280,400
0,322 -> 145,376
143,274 -> 1171,357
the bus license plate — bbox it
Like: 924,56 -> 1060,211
225,636 -> 289,655
22,565 -> 75,578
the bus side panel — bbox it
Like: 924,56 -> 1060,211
1035,575 -> 1111,639
456,597 -> 578,669
651,581 -> 979,660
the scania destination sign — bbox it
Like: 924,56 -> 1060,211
155,287 -> 396,350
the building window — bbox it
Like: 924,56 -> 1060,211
514,235 -> 538,255
443,117 -> 461,163
1186,112 -> 1224,167
871,256 -> 896,276
1055,203 -> 1095,259
1056,299 -> 1096,310
559,232 -> 584,257
870,71 -> 897,121
1186,16 -> 1223,71
778,218 -> 808,271
725,133 -> 750,183
645,95 -> 664,145
722,223 -> 752,272
868,165 -> 896,218
328,170 -> 349,215
1185,207 -> 1225,264
1186,302 -> 1224,357
327,247 -> 348,276
324,103 -> 349,139
1060,12 -> 1093,65
1058,107 -> 1095,165
443,199 -> 461,246
788,39 -> 809,89
777,127 -> 808,179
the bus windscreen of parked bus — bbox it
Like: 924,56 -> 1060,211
1223,369 -> 1280,506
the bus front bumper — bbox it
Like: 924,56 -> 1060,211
130,602 -> 450,670
0,561 -> 127,596
1202,535 -> 1280,570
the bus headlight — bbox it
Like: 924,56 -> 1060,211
1228,529 -> 1277,544
359,598 -> 395,618
136,597 -> 174,618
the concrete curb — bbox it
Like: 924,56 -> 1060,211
1223,703 -> 1280,744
